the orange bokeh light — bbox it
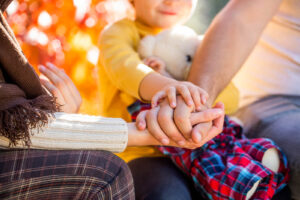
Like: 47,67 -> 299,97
6,0 -> 134,115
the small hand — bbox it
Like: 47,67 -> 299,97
38,62 -> 82,113
151,81 -> 209,112
144,56 -> 167,74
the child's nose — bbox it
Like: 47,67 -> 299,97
163,0 -> 180,6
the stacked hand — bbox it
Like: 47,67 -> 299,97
136,96 -> 224,148
39,62 -> 225,149
144,56 -> 224,148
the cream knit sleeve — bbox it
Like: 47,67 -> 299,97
0,112 -> 128,153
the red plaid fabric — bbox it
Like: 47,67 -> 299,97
128,101 -> 289,200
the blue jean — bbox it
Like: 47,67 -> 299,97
128,157 -> 201,200
235,95 -> 300,200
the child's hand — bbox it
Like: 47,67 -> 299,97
144,56 -> 167,74
151,81 -> 208,111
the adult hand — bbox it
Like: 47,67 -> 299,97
190,102 -> 224,147
136,96 -> 224,148
38,62 -> 82,113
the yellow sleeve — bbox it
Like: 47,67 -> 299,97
214,82 -> 239,115
99,19 -> 154,99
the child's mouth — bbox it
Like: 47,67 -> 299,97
159,10 -> 177,16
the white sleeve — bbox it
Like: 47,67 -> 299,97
0,112 -> 128,153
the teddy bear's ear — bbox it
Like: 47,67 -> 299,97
138,35 -> 157,59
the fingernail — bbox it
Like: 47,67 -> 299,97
47,62 -> 54,69
38,65 -> 45,71
197,106 -> 201,111
138,122 -> 144,128
171,102 -> 176,107
188,100 -> 193,106
216,109 -> 223,115
161,139 -> 169,145
178,141 -> 185,146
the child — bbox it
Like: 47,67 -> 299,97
131,27 -> 289,199
97,0 -> 225,163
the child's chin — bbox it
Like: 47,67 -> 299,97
155,20 -> 179,29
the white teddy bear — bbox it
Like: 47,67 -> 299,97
138,26 -> 282,200
138,25 -> 202,80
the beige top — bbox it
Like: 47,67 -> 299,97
233,0 -> 300,107
0,112 -> 128,153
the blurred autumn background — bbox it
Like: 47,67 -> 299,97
5,0 -> 227,115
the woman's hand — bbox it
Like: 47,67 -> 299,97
38,62 -> 82,113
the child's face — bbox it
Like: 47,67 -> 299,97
133,0 -> 196,29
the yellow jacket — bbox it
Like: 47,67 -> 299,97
98,18 -> 239,162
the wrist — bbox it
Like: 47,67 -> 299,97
139,73 -> 177,101
127,123 -> 160,147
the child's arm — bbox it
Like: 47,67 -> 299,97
99,20 -> 207,110
140,56 -> 208,109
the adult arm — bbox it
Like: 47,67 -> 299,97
0,110 -> 223,152
0,113 -> 128,152
188,0 -> 283,105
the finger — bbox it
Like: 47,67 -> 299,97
148,60 -> 157,69
39,65 -> 77,111
190,108 -> 224,125
46,62 -> 82,106
148,59 -> 160,70
143,58 -> 151,66
192,102 -> 225,145
191,121 -> 211,145
214,101 -> 225,110
40,77 -> 65,106
209,102 -> 225,135
190,87 -> 201,111
146,106 -> 170,145
173,97 -> 193,140
177,85 -> 194,107
151,91 -> 166,107
157,101 -> 186,146
152,59 -> 164,70
199,89 -> 209,105
166,86 -> 176,108
135,110 -> 147,130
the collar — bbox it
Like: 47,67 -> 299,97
134,19 -> 162,37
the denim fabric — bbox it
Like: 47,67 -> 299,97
235,95 -> 300,200
128,157 -> 202,200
